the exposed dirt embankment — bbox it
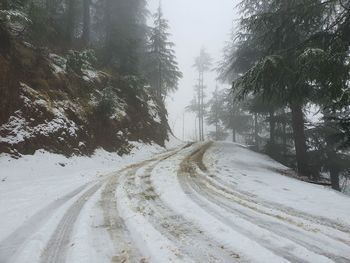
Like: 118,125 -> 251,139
0,25 -> 168,156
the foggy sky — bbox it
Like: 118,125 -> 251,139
148,0 -> 240,140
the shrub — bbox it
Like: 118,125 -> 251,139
67,49 -> 97,74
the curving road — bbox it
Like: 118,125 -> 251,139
1,142 -> 350,263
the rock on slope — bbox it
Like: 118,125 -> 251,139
0,24 -> 169,156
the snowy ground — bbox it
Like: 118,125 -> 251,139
0,141 -> 349,262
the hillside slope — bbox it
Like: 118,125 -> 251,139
0,23 -> 168,156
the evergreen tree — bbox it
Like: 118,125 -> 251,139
205,87 -> 252,143
1,0 -> 8,10
82,0 -> 91,45
186,95 -> 201,141
222,0 -> 334,178
103,0 -> 148,74
146,4 -> 182,101
65,0 -> 77,44
193,48 -> 212,141
206,86 -> 226,141
221,0 -> 349,187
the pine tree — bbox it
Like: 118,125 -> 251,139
206,87 -> 252,143
103,0 -> 148,74
146,4 -> 182,101
206,86 -> 226,141
221,0 -> 349,185
1,0 -> 8,10
65,0 -> 77,44
222,0 -> 331,177
193,48 -> 212,141
82,0 -> 91,45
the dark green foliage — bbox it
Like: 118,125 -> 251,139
27,3 -> 54,43
95,87 -> 116,119
220,0 -> 350,189
5,0 -> 28,10
1,0 -> 163,80
205,88 -> 253,143
66,49 -> 97,74
102,0 -> 148,75
145,5 -> 182,101
308,114 -> 350,190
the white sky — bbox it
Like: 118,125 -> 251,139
147,0 -> 240,140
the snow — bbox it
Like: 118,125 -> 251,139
82,69 -> 100,82
117,174 -> 193,263
164,134 -> 183,149
0,113 -> 30,144
149,142 -> 350,262
0,108 -> 79,144
204,142 -> 350,223
147,98 -> 162,124
0,10 -> 30,23
1,140 -> 349,262
110,99 -> 128,121
0,142 -> 165,242
66,187 -> 112,263
49,54 -> 67,75
0,83 -> 81,144
151,145 -> 293,263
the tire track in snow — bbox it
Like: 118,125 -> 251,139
101,172 -> 143,262
121,147 -> 242,263
199,174 -> 350,247
209,174 -> 350,237
206,145 -> 350,236
39,146 -> 191,263
40,183 -> 102,263
181,175 -> 350,263
200,143 -> 350,243
0,183 -> 89,263
178,143 -> 350,263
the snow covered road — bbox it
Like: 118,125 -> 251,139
1,142 -> 350,262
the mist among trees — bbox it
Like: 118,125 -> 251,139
1,0 -> 349,193
211,0 -> 350,191
0,0 -> 182,102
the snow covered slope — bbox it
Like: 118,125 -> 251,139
0,141 -> 349,263
0,31 -> 169,156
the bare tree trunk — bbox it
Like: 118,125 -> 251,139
158,59 -> 163,102
82,0 -> 91,45
195,116 -> 198,141
2,0 -> 8,10
65,0 -> 77,44
197,71 -> 205,141
232,128 -> 236,143
201,72 -> 204,141
46,0 -> 55,15
269,110 -> 276,145
197,73 -> 202,141
104,0 -> 113,63
290,102 -> 309,177
231,110 -> 236,143
282,110 -> 287,159
330,165 -> 341,191
254,113 -> 259,151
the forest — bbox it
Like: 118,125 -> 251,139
0,0 -> 182,155
0,0 -> 182,100
187,0 -> 350,192
1,1 -> 350,262
1,0 -> 349,192
1,0 -> 350,192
